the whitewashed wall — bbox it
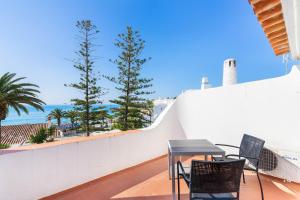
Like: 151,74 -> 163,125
175,65 -> 300,153
2,66 -> 300,199
0,99 -> 185,200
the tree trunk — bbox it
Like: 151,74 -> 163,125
125,48 -> 132,131
0,103 -> 8,145
0,120 -> 2,145
85,28 -> 90,136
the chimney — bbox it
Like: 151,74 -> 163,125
222,58 -> 237,86
47,116 -> 52,128
201,76 -> 211,90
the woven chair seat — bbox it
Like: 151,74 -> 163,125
191,193 -> 236,200
212,156 -> 256,171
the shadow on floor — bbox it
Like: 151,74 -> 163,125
42,155 -> 176,200
41,155 -> 300,200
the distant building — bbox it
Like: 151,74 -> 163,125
152,98 -> 174,122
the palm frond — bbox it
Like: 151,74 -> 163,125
0,72 -> 45,119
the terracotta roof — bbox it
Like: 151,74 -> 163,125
1,123 -> 52,145
249,0 -> 290,55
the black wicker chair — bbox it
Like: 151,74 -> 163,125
213,134 -> 265,200
177,159 -> 245,200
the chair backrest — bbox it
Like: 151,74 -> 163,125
189,159 -> 245,194
239,134 -> 265,167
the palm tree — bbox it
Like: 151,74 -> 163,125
0,72 -> 45,145
48,108 -> 65,127
64,110 -> 78,128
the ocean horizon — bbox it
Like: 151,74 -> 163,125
2,104 -> 116,126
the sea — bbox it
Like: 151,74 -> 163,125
2,104 -> 116,126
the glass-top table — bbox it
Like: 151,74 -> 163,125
168,139 -> 225,200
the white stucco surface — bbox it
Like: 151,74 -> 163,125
174,66 -> 300,152
282,0 -> 300,60
1,66 -> 300,200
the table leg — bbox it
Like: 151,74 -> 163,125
205,155 -> 208,161
171,153 -> 176,200
168,148 -> 171,179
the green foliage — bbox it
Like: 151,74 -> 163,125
48,108 -> 65,126
47,125 -> 55,140
0,72 -> 45,144
64,110 -> 79,127
90,106 -> 111,130
105,26 -> 154,131
30,128 -> 48,144
30,127 -> 56,144
0,143 -> 10,149
111,123 -> 122,130
65,20 -> 107,136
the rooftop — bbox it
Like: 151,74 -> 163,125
41,155 -> 300,200
1,123 -> 52,145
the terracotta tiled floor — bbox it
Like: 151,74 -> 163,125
41,156 -> 300,200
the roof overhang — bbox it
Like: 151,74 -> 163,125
249,0 -> 290,56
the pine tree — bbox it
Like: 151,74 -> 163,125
90,106 -> 110,130
106,26 -> 154,131
66,20 -> 106,136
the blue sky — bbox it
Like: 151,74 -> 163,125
0,0 -> 298,104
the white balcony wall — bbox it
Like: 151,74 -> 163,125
0,99 -> 185,200
1,66 -> 300,199
175,65 -> 300,152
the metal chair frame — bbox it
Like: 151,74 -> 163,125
177,159 -> 245,200
215,134 -> 265,200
